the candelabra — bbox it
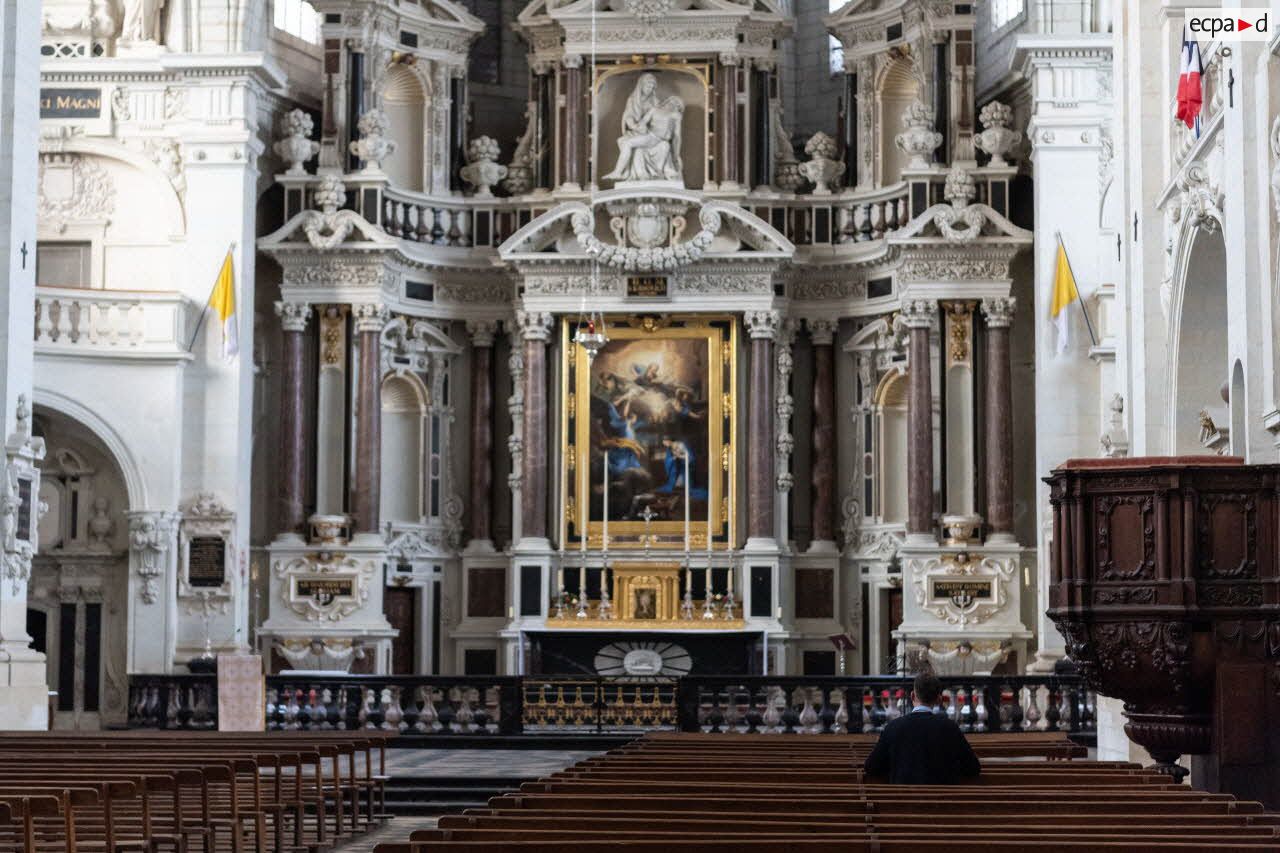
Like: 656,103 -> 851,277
598,562 -> 614,619
680,558 -> 695,620
721,589 -> 736,620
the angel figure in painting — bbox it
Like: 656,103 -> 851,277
603,73 -> 685,183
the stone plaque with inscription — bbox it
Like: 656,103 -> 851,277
40,88 -> 102,118
930,578 -> 994,606
295,577 -> 355,605
188,536 -> 227,587
626,275 -> 668,298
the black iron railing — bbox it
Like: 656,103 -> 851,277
126,672 -> 1095,737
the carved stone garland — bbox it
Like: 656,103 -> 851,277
571,202 -> 722,272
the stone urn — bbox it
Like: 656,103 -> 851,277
460,136 -> 508,197
798,132 -> 845,196
503,163 -> 534,195
973,101 -> 1022,167
940,513 -> 983,545
349,108 -> 397,171
775,162 -> 805,193
309,513 -> 350,546
895,100 -> 943,169
274,109 -> 319,175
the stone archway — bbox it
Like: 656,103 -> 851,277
27,405 -> 133,729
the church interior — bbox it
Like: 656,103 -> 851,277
3,0 -> 1280,848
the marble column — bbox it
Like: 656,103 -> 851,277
275,302 -> 311,542
517,311 -> 554,545
902,299 -> 936,541
560,55 -> 583,190
982,297 -> 1017,543
351,304 -> 388,536
809,319 -> 838,545
466,320 -> 498,547
745,311 -> 780,543
718,54 -> 740,188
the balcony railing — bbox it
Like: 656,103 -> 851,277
35,286 -> 190,360
126,672 -> 1094,740
279,170 -> 987,254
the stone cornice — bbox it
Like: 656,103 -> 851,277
41,52 -> 288,88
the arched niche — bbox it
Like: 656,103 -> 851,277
875,369 -> 909,524
594,66 -> 708,189
876,56 -> 919,186
381,65 -> 429,192
31,406 -> 131,552
381,373 -> 428,523
1171,227 -> 1228,454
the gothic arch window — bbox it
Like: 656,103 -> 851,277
381,374 -> 428,523
381,66 -> 429,192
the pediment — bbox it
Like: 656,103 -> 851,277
498,187 -> 793,271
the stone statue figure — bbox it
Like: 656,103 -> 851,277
603,73 -> 684,183
920,640 -> 1011,676
121,0 -> 166,43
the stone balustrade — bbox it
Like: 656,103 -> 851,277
126,672 -> 1094,739
34,286 -> 190,359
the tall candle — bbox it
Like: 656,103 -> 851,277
602,450 -> 609,553
580,442 -> 587,558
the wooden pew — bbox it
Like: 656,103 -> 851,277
373,731 -> 1280,851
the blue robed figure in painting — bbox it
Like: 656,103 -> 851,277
657,437 -> 708,499
601,399 -> 648,477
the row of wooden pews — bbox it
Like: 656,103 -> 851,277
379,731 -> 1280,851
0,730 -> 394,853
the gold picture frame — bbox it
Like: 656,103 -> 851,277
562,315 -> 735,550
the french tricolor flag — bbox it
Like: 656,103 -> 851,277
1175,26 -> 1203,137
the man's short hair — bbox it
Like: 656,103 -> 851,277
913,671 -> 943,705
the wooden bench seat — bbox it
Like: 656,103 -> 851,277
375,731 -> 1280,852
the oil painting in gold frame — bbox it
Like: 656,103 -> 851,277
562,315 -> 735,550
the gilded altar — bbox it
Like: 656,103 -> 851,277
545,562 -> 744,629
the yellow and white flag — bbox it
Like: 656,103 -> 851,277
207,249 -> 238,361
1049,238 -> 1081,355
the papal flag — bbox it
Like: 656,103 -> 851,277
206,248 -> 239,361
1049,238 -> 1081,355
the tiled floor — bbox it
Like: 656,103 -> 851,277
385,747 -> 601,776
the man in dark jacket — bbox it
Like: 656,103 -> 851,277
862,671 -> 981,784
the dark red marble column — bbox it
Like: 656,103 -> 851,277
809,319 -> 837,544
275,301 -> 311,540
351,304 -> 387,535
560,55 -> 583,189
467,320 -> 497,544
719,55 -> 740,187
518,311 -> 553,542
902,300 -> 936,539
746,311 -> 779,541
982,297 -> 1017,542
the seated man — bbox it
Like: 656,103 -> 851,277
862,671 -> 981,784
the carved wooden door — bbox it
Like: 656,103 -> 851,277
385,586 -> 418,674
